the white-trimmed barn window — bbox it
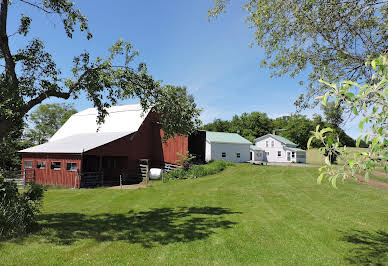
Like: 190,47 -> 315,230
278,151 -> 281,157
222,152 -> 226,158
24,161 -> 33,169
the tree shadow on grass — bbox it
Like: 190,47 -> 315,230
37,207 -> 241,248
341,229 -> 388,265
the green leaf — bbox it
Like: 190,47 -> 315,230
365,172 -> 370,181
320,127 -> 333,135
325,156 -> 331,166
359,119 -> 365,132
348,159 -> 354,168
317,173 -> 324,184
307,136 -> 314,149
352,106 -> 359,115
356,136 -> 361,148
322,92 -> 329,106
385,165 -> 388,174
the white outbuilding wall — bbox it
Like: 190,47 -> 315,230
205,142 -> 250,163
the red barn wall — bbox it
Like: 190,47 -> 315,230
85,111 -> 188,174
21,153 -> 81,188
20,111 -> 189,187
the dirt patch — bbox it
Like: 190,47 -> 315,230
108,183 -> 149,189
355,174 -> 388,190
372,171 -> 388,179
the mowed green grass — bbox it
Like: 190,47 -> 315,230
1,165 -> 388,265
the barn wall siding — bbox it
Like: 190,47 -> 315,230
21,153 -> 81,188
84,111 -> 187,173
20,111 -> 189,187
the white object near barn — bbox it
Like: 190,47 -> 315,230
253,134 -> 306,163
205,131 -> 251,163
149,168 -> 163,180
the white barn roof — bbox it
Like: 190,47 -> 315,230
50,104 -> 148,142
20,104 -> 148,154
20,132 -> 132,154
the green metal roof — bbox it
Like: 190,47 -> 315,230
250,145 -> 264,151
206,131 -> 252,144
271,134 -> 297,146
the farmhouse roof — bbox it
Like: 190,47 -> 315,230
20,132 -> 132,154
206,131 -> 252,145
254,134 -> 297,146
285,147 -> 306,152
20,104 -> 147,154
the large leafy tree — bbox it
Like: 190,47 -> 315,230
25,103 -> 77,144
0,0 -> 201,157
209,0 -> 388,108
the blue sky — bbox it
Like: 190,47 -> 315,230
8,0 -> 359,137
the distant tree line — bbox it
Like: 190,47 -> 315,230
202,105 -> 367,150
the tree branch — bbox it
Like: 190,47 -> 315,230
19,0 -> 53,14
0,0 -> 18,89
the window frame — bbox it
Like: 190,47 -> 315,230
266,141 -> 268,147
66,162 -> 78,172
271,141 -> 274,147
278,151 -> 282,157
36,161 -> 46,169
292,152 -> 295,158
51,161 -> 62,170
236,153 -> 241,158
221,152 -> 226,158
24,161 -> 33,169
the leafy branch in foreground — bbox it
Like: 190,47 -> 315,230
209,0 -> 388,110
308,55 -> 388,187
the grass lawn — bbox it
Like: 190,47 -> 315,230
1,164 -> 388,265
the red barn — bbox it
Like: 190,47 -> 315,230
19,104 -> 205,188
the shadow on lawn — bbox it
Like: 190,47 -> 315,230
38,207 -> 241,248
341,229 -> 388,265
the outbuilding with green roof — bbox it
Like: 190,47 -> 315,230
205,131 -> 251,163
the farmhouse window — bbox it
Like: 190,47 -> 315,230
266,141 -> 268,147
292,152 -> 295,158
236,153 -> 240,158
266,152 -> 269,156
271,141 -> 274,147
66,162 -> 78,171
51,162 -> 61,170
278,151 -> 281,157
24,161 -> 33,169
222,152 -> 226,158
37,161 -> 46,169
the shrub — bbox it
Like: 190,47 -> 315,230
0,176 -> 46,239
164,160 -> 233,181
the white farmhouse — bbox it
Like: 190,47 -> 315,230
205,131 -> 251,163
253,134 -> 306,163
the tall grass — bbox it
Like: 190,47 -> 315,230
165,160 -> 233,181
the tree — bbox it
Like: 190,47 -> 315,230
209,0 -> 388,109
25,103 -> 77,144
276,115 -> 316,149
322,102 -> 344,127
308,56 -> 388,187
0,0 -> 201,160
